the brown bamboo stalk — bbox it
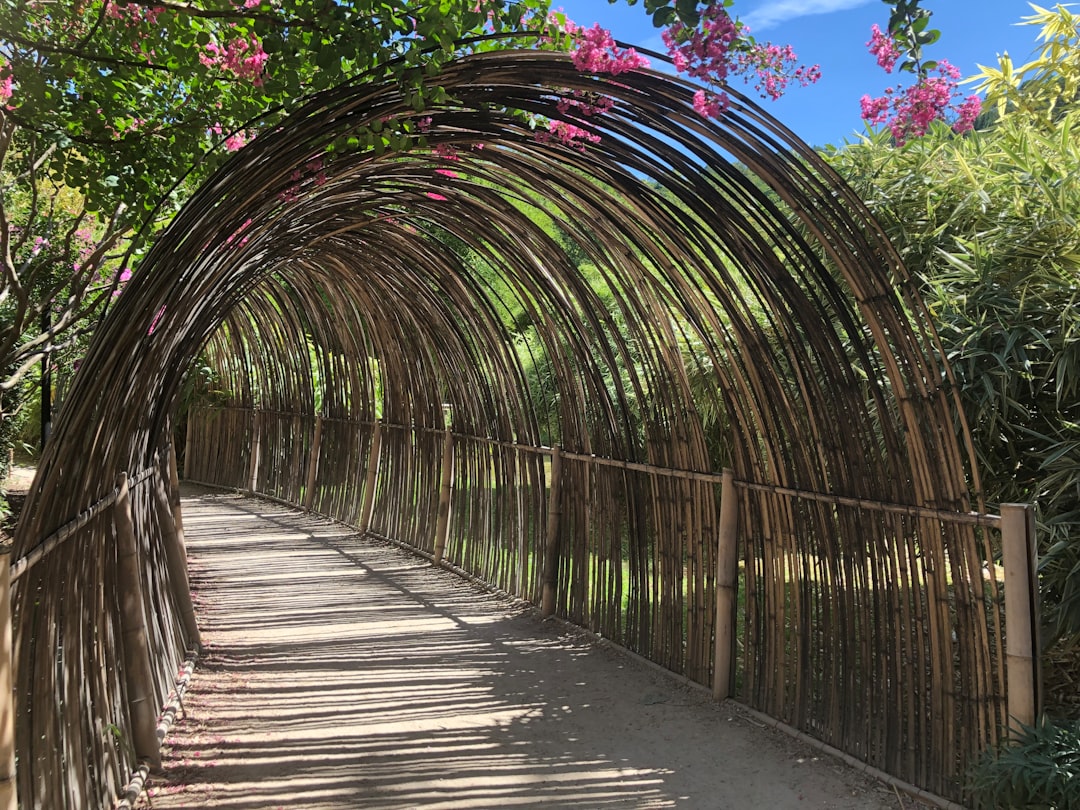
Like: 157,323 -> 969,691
1001,503 -> 1039,735
303,415 -> 324,512
432,428 -> 455,566
248,409 -> 262,493
358,421 -> 383,534
113,472 -> 161,768
714,469 -> 740,700
152,460 -> 201,649
0,547 -> 15,810
541,445 -> 563,618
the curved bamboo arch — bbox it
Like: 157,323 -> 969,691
12,49 -> 1002,806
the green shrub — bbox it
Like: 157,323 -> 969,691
969,718 -> 1080,809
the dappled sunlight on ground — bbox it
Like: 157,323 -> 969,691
141,488 -> 908,809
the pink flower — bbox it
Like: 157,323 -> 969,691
112,268 -> 132,298
200,32 -> 268,85
663,6 -> 816,116
0,73 -> 13,105
859,94 -> 892,126
866,24 -> 901,73
692,89 -> 727,119
732,41 -> 820,101
433,143 -> 459,160
224,132 -> 248,151
435,168 -> 459,178
425,192 -> 448,200
557,91 -> 615,118
952,95 -> 982,133
536,120 -> 602,151
569,23 -> 650,75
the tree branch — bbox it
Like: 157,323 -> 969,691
0,29 -> 172,71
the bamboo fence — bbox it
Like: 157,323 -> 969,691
9,46 -> 1037,806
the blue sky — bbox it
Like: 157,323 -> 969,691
554,0 -> 1043,147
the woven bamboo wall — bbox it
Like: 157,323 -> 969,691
13,47 -> 1013,806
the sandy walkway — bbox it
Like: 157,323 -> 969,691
142,489 -> 916,809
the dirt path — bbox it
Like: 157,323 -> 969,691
143,489 -> 918,809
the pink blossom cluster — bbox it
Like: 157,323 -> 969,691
662,5 -> 819,118
567,22 -> 650,75
692,89 -> 727,118
556,90 -> 615,118
860,58 -> 981,145
278,156 -> 328,203
112,267 -> 132,297
105,1 -> 165,25
535,119 -> 602,151
199,32 -> 269,86
433,143 -> 459,160
866,24 -> 901,73
0,70 -> 12,105
209,123 -> 251,152
732,42 -> 820,101
662,4 -> 740,86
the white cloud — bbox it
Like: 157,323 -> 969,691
741,0 -> 874,34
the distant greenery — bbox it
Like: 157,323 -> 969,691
826,4 -> 1080,645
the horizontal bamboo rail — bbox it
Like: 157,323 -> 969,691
11,463 -> 157,582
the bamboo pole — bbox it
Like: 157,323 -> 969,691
182,415 -> 192,482
167,443 -> 185,538
154,455 -> 201,649
432,428 -> 455,566
358,421 -> 382,534
1001,503 -> 1040,735
114,472 -> 161,768
541,446 -> 562,618
0,546 -> 15,810
303,415 -> 324,512
247,409 -> 261,494
714,468 -> 740,700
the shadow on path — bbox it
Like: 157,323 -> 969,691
143,488 -> 904,809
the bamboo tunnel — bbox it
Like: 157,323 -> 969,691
10,46 -> 1024,807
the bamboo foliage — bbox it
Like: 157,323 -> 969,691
13,48 -> 1019,805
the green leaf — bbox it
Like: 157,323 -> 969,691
674,0 -> 699,26
652,6 -> 676,27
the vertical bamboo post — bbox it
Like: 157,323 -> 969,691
358,421 -> 382,534
541,446 -> 563,618
303,415 -> 324,512
432,428 -> 455,566
714,468 -> 740,700
167,442 -> 185,537
1001,503 -> 1040,736
114,472 -> 161,768
247,409 -> 262,494
182,412 -> 193,482
0,546 -> 16,810
154,452 -> 201,649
